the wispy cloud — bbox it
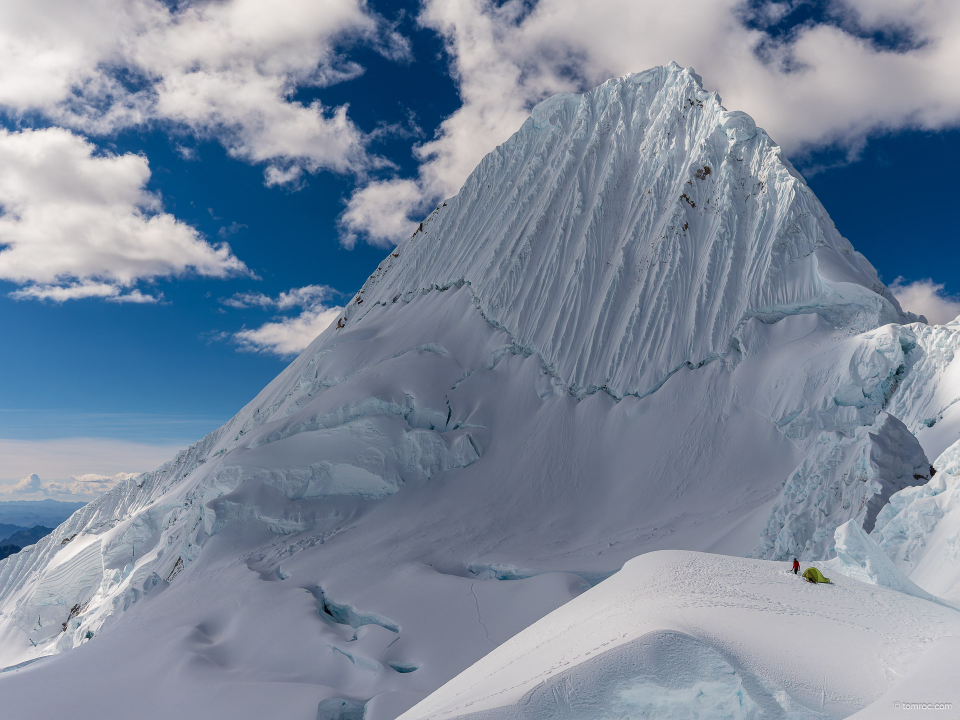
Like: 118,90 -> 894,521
220,284 -> 332,311
889,278 -> 960,325
218,222 -> 248,239
219,284 -> 341,356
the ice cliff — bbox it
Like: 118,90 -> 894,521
0,64 -> 952,720
342,63 -> 903,399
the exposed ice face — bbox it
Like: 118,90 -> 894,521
449,631 -> 762,720
756,412 -> 931,561
866,438 -> 960,601
824,520 -> 938,603
341,63 -> 901,400
884,318 -> 960,460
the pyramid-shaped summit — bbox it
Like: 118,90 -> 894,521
345,63 -> 902,397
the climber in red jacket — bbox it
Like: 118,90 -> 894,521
792,558 -> 800,575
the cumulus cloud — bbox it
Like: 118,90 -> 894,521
340,178 -> 425,248
889,278 -> 960,325
233,305 -> 342,356
0,1 -> 413,300
0,438 -> 182,488
3,473 -> 44,495
221,285 -> 341,356
0,0 -> 408,184
0,127 -> 247,301
0,472 -> 138,499
344,0 -> 960,244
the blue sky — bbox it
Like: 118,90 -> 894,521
1,0 -> 959,498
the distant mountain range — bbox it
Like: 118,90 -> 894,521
0,500 -> 86,529
0,527 -> 54,561
0,523 -> 25,543
0,501 -> 84,562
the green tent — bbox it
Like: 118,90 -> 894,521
802,567 -> 830,583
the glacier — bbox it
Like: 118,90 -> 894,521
1,63 -> 958,719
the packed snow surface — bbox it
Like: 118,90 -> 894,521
397,551 -> 960,720
0,64 -> 954,719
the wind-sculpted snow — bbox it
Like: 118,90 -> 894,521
342,63 -> 902,399
0,285 -> 933,718
0,312 -> 485,664
449,631 -> 764,720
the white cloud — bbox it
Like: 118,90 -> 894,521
340,178 -> 425,248
889,278 -> 960,325
10,283 -> 162,304
0,0 -> 408,183
344,0 -> 960,244
0,3 -> 408,296
220,284 -> 341,356
0,471 -> 139,500
3,473 -> 43,495
0,437 -> 182,490
233,305 -> 342,356
221,284 -> 332,311
0,127 -> 247,300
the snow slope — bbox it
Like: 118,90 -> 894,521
396,551 -> 960,720
0,64 -> 942,719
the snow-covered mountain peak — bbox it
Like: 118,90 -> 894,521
5,65 -> 956,720
341,63 -> 902,398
